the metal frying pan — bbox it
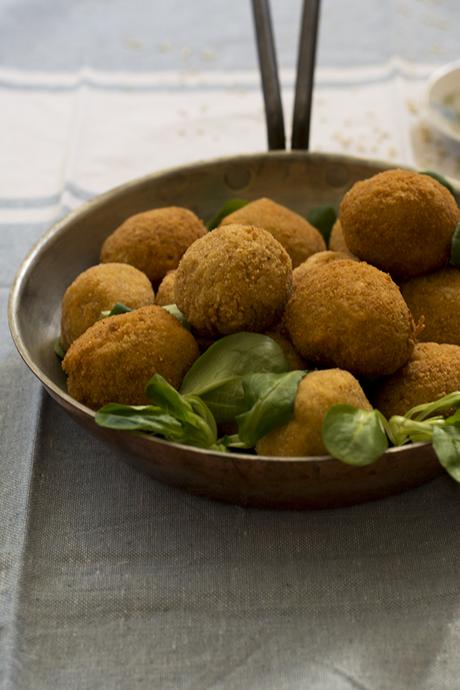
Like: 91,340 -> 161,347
8,1 -> 448,509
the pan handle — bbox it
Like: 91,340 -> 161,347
291,0 -> 321,150
251,0 -> 321,151
251,0 -> 286,150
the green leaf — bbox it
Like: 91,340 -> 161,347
145,374 -> 217,447
95,375 -> 218,449
322,404 -> 389,466
146,374 -> 194,419
100,303 -> 133,318
236,370 -> 306,447
306,205 -> 337,244
206,198 -> 249,230
95,403 -> 184,437
420,170 -> 456,197
162,304 -> 191,329
54,338 -> 66,360
445,409 -> 460,426
432,424 -> 460,481
387,415 -> 439,445
180,333 -> 291,423
451,223 -> 460,268
405,391 -> 460,421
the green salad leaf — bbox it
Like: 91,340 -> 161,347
420,170 -> 456,197
450,222 -> 460,268
322,405 -> 389,466
180,333 -> 291,423
306,205 -> 337,244
321,392 -> 460,481
404,391 -> 460,421
207,198 -> 249,230
236,370 -> 306,447
95,403 -> 184,436
100,303 -> 133,318
432,425 -> 460,481
96,374 -> 219,449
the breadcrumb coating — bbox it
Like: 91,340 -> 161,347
401,267 -> 460,345
220,197 -> 326,267
340,169 -> 460,278
155,270 -> 177,306
264,331 -> 306,370
175,224 -> 293,336
60,263 -> 155,350
293,250 -> 356,286
328,219 -> 355,256
373,342 -> 460,417
286,260 -> 416,377
62,305 -> 199,409
101,207 -> 206,286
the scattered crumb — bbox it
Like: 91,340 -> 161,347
201,49 -> 216,62
125,38 -> 143,51
420,14 -> 449,30
332,132 -> 352,149
429,42 -> 442,56
420,125 -> 434,144
406,99 -> 419,115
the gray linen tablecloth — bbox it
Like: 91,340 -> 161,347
2,1 -> 460,688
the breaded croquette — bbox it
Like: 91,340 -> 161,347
101,207 -> 206,286
175,224 -> 292,336
340,169 -> 460,278
62,305 -> 199,409
220,197 -> 326,267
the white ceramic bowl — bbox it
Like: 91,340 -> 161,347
426,61 -> 460,143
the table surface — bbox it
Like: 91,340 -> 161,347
2,1 -> 460,689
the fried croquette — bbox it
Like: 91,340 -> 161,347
328,219 -> 355,256
100,207 -> 206,286
373,342 -> 460,418
155,270 -> 177,306
286,260 -> 416,377
265,331 -> 306,370
62,305 -> 199,409
293,250 -> 356,286
60,263 -> 155,350
175,224 -> 293,336
256,369 -> 371,456
340,169 -> 460,278
220,197 -> 326,267
401,267 -> 460,345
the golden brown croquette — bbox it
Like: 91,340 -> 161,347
220,197 -> 326,267
264,331 -> 306,370
175,224 -> 293,336
256,369 -> 371,456
60,263 -> 155,350
293,250 -> 356,286
401,267 -> 460,345
155,270 -> 177,306
328,219 -> 354,255
100,207 -> 206,286
62,305 -> 199,409
340,169 -> 460,278
373,342 -> 460,418
286,260 -> 416,377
